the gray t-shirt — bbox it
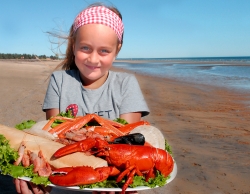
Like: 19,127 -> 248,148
43,70 -> 149,120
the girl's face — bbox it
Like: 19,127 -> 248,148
73,24 -> 121,88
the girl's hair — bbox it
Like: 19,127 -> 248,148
53,3 -> 123,70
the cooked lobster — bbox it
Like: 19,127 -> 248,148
49,138 -> 174,193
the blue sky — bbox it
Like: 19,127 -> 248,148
0,0 -> 249,58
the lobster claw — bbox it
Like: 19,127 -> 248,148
52,138 -> 109,158
49,166 -> 120,186
112,133 -> 145,145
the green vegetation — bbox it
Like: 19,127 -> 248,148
0,53 -> 59,60
165,140 -> 173,156
15,120 -> 36,130
113,118 -> 129,125
79,170 -> 169,189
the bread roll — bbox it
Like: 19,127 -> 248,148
0,124 -> 107,168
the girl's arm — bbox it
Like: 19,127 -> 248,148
45,108 -> 60,120
120,112 -> 142,123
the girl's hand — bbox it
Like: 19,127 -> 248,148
14,179 -> 52,194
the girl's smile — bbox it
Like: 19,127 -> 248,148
85,65 -> 100,70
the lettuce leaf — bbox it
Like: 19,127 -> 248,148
57,110 -> 75,118
165,140 -> 173,156
79,171 -> 169,189
50,119 -> 66,128
113,118 -> 128,125
15,120 -> 36,130
0,135 -> 19,170
79,179 -> 119,189
31,175 -> 51,186
49,111 -> 75,128
145,171 -> 169,187
128,171 -> 169,188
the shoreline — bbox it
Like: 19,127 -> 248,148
0,60 -> 249,193
115,59 -> 250,66
2,58 -> 250,65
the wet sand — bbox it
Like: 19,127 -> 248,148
0,60 -> 249,194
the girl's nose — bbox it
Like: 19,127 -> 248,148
88,51 -> 99,64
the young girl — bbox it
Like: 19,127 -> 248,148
43,3 -> 149,123
15,3 -> 149,194
42,4 -> 149,123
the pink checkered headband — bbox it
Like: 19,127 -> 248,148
73,6 -> 124,43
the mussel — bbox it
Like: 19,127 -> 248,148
112,133 -> 145,145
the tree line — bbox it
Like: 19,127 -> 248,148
0,53 -> 59,60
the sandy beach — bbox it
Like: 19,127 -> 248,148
0,60 -> 249,194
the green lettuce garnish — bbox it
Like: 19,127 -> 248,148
145,171 -> 169,187
50,119 -> 66,128
113,118 -> 128,125
79,170 -> 169,189
79,179 -> 119,189
130,171 -> 169,188
31,175 -> 51,186
49,110 -> 75,128
165,140 -> 173,156
15,120 -> 36,130
0,134 -> 19,174
57,110 -> 75,118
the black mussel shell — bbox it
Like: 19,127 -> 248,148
112,133 -> 145,145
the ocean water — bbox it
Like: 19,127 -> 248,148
114,57 -> 250,94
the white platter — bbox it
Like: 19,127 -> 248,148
19,161 -> 177,192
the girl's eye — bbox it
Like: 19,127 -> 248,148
101,49 -> 109,53
81,46 -> 90,51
